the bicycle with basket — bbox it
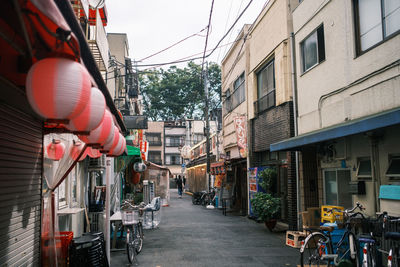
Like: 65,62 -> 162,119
121,200 -> 145,264
300,202 -> 367,267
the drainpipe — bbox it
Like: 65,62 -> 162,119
368,133 -> 381,213
105,158 -> 111,265
290,32 -> 301,230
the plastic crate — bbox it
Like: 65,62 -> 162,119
321,205 -> 344,223
41,231 -> 73,267
286,231 -> 306,248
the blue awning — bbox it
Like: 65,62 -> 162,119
270,108 -> 400,151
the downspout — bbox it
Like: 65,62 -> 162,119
290,32 -> 301,230
368,134 -> 381,213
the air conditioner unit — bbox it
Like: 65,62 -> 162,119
58,209 -> 85,238
88,155 -> 106,170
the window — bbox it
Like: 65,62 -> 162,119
193,133 -> 205,145
356,157 -> 372,179
148,151 -> 162,165
386,155 -> 400,179
165,154 -> 181,165
146,133 -> 162,146
355,0 -> 400,53
230,72 -> 246,110
223,89 -> 232,114
257,59 -> 275,112
165,136 -> 182,147
323,169 -> 352,208
301,25 -> 325,72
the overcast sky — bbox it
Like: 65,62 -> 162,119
106,0 -> 268,69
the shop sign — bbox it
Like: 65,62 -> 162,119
234,116 -> 247,158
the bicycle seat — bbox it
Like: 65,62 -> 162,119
385,232 -> 400,241
320,226 -> 335,232
358,234 -> 375,243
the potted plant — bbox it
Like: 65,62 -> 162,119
251,167 -> 281,231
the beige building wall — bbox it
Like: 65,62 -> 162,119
247,0 -> 294,120
293,0 -> 400,135
221,25 -> 251,160
107,33 -> 129,100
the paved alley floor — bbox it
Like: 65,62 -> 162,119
111,189 -> 300,267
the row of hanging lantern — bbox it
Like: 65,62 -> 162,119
27,57 -> 126,160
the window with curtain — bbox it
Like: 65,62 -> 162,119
165,136 -> 182,147
257,59 -> 275,112
355,0 -> 400,53
146,133 -> 162,146
165,154 -> 181,165
148,151 -> 162,165
301,25 -> 325,72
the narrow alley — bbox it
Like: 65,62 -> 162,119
111,189 -> 299,267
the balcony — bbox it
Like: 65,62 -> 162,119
88,9 -> 109,72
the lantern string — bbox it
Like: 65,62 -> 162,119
22,8 -> 80,59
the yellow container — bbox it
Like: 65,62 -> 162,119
321,205 -> 344,223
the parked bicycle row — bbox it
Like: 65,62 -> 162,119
299,202 -> 400,267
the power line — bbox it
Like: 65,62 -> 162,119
201,0 -> 215,74
138,26 -> 208,62
134,0 -> 254,68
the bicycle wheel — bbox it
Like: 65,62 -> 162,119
348,232 -> 360,267
126,228 -> 136,264
135,223 -> 144,254
300,232 -> 332,267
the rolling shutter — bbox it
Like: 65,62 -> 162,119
0,102 -> 43,266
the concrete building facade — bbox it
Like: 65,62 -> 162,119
271,0 -> 400,218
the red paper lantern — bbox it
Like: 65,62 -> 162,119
87,147 -> 102,158
66,87 -> 106,132
70,141 -> 87,161
26,58 -> 91,120
79,109 -> 114,147
46,139 -> 65,161
108,134 -> 125,156
102,127 -> 120,152
131,172 -> 140,185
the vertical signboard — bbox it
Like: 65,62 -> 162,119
234,116 -> 247,158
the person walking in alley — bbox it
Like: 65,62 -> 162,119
176,175 -> 183,198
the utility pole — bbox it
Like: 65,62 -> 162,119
204,63 -> 211,192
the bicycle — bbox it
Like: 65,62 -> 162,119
300,202 -> 365,267
360,213 -> 400,266
381,215 -> 400,267
121,200 -> 145,264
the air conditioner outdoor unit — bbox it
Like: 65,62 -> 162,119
88,155 -> 106,170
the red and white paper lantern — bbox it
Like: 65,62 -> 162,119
26,58 -> 91,120
46,139 -> 65,160
111,135 -> 126,156
66,87 -> 106,132
79,109 -> 114,147
102,127 -> 120,152
70,141 -> 87,161
87,147 -> 102,158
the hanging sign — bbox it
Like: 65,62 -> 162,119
234,116 -> 248,158
140,140 -> 148,161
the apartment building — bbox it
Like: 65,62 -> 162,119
221,0 -> 300,228
271,0 -> 400,217
221,24 -> 251,216
145,122 -> 164,166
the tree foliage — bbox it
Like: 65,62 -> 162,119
139,62 -> 221,121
